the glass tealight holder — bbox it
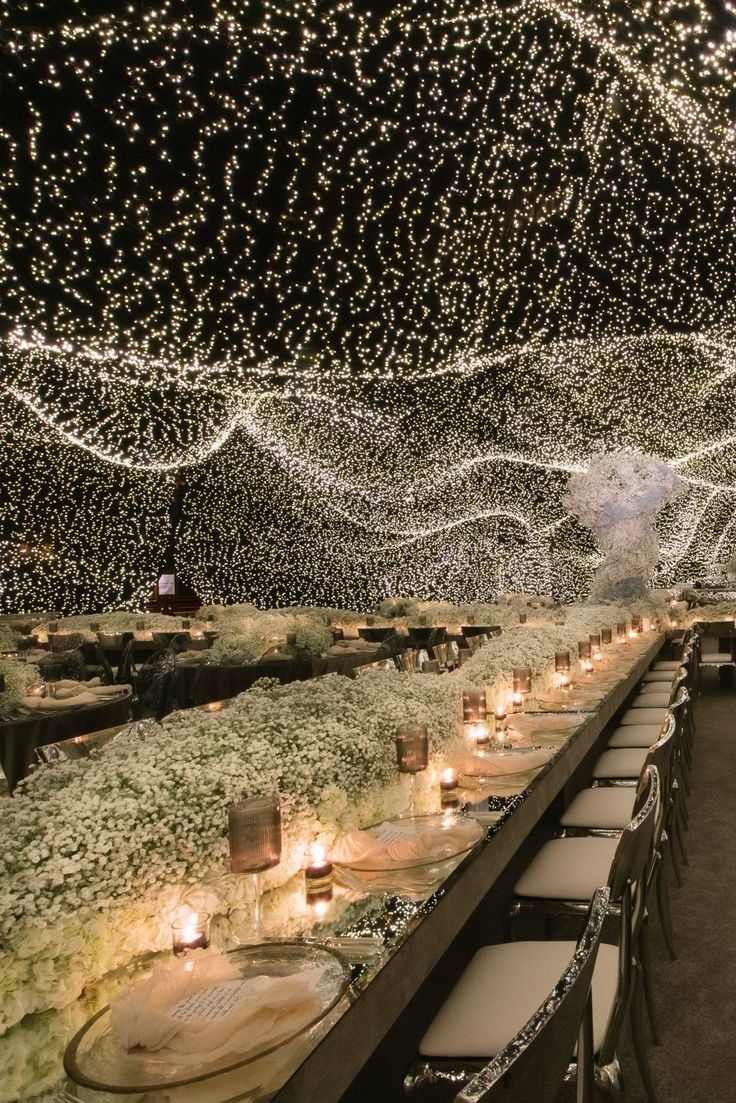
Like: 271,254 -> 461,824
617,622 -> 628,643
589,633 -> 601,650
631,615 -> 643,634
582,659 -> 594,677
171,912 -> 211,956
601,629 -> 612,645
511,691 -> 524,713
304,844 -> 334,905
136,620 -> 146,631
228,795 -> 282,942
518,613 -> 527,625
439,768 -> 459,809
559,673 -> 572,691
395,723 -> 429,815
578,640 -> 592,661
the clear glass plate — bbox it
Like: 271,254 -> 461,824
330,813 -> 484,873
63,942 -> 351,1094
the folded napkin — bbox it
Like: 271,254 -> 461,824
331,819 -> 483,870
20,689 -> 101,711
110,949 -> 324,1066
456,747 -> 554,777
175,650 -> 211,664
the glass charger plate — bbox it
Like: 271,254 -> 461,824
330,813 -> 484,872
63,942 -> 351,1094
456,745 -> 554,780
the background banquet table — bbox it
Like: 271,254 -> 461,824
0,688 -> 133,794
174,648 -> 387,708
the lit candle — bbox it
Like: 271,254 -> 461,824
592,649 -> 603,663
439,768 -> 460,808
617,623 -> 628,643
494,704 -> 507,732
559,673 -> 571,690
171,912 -> 211,956
305,844 -> 334,900
467,720 -> 490,747
511,691 -> 524,713
203,700 -> 224,713
582,659 -> 594,677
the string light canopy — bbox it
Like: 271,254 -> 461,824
1,1 -> 736,612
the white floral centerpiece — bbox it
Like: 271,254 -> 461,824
0,659 -> 40,720
563,449 -> 683,601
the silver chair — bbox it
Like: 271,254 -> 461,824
506,767 -> 662,1100
404,887 -> 610,1103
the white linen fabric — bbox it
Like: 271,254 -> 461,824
110,949 -> 324,1065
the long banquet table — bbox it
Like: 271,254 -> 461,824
273,632 -> 665,1103
7,633 -> 664,1103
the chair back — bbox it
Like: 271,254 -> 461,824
607,765 -> 660,900
132,649 -> 175,721
457,887 -> 610,1103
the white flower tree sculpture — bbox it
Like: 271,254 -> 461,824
563,450 -> 683,600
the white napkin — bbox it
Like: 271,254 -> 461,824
175,650 -> 211,664
20,689 -> 101,711
110,949 -> 324,1066
331,819 -> 483,870
456,747 -> 554,777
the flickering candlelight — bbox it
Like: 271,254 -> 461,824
171,912 -> 211,956
582,659 -> 594,676
511,691 -> 524,713
494,704 -> 507,731
467,721 -> 490,747
304,844 -> 334,899
439,768 -> 460,808
559,673 -> 571,690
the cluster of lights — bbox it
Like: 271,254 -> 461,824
1,1 -> 736,612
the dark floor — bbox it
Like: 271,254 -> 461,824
615,672 -> 736,1101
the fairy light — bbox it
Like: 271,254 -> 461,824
1,1 -> 736,612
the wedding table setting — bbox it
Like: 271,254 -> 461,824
0,596 -> 665,1103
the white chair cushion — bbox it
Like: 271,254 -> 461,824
607,724 -> 661,748
699,656 -> 733,666
619,707 -> 667,725
419,941 -> 619,1057
653,661 -> 682,670
642,670 -> 678,682
513,836 -> 618,900
630,693 -> 671,708
592,747 -> 649,779
560,787 -> 636,830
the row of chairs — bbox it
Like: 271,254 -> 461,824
403,632 -> 698,1102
